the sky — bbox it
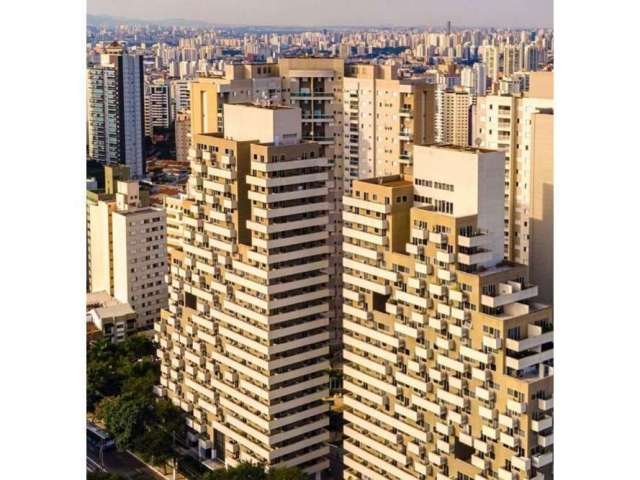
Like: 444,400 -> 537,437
87,0 -> 553,28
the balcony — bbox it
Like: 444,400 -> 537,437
499,432 -> 519,448
505,348 -> 554,371
498,414 -> 518,429
497,468 -> 516,480
505,330 -> 553,352
511,456 -> 531,471
458,251 -> 493,266
429,283 -> 447,296
429,232 -> 448,244
399,130 -> 413,141
415,262 -> 433,275
538,432 -> 553,448
449,324 -> 469,338
435,337 -> 454,350
471,455 -> 490,470
471,367 -> 490,382
411,228 -> 427,240
457,233 -> 486,248
506,399 -> 527,414
538,397 -> 554,411
532,415 -> 553,432
437,269 -> 456,282
532,452 -> 553,468
481,284 -> 539,308
436,250 -> 456,264
482,336 -> 502,349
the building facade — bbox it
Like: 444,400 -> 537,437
145,82 -> 171,136
341,145 -> 553,480
474,72 -> 553,275
88,179 -> 168,330
175,111 -> 191,163
342,64 -> 435,195
155,104 -> 331,478
435,88 -> 472,147
87,42 -> 145,178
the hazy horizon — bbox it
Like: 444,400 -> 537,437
87,0 -> 553,28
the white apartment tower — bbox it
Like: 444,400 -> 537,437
474,73 -> 553,287
89,180 -> 168,330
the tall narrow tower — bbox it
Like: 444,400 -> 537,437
87,42 -> 145,178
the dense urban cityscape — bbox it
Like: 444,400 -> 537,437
86,15 -> 554,480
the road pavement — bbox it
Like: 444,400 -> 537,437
87,438 -> 166,479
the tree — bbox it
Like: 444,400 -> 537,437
134,426 -> 173,466
86,334 -> 157,412
268,467 -> 309,480
100,393 -> 151,450
87,360 -> 122,411
200,463 -> 308,480
119,335 -> 155,360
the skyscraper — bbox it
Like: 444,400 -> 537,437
144,82 -> 171,136
341,145 -> 553,480
435,88 -> 472,147
342,63 -> 435,194
155,103 -> 331,477
87,42 -> 145,178
175,111 -> 191,163
474,72 -> 553,275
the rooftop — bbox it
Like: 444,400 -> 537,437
359,175 -> 413,188
86,291 -> 135,318
232,102 -> 295,111
428,144 -> 497,154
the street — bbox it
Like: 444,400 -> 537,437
87,438 -> 166,480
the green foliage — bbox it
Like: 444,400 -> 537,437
100,393 -> 151,450
134,426 -> 174,465
86,335 -> 156,411
267,467 -> 309,480
200,463 -> 308,480
88,334 -> 187,466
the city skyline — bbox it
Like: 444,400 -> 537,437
87,0 -> 553,28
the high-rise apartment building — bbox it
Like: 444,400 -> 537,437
435,88 -> 472,147
87,165 -> 131,292
341,145 -> 553,480
190,63 -> 282,137
145,82 -> 171,136
342,64 -> 435,195
171,79 -> 192,120
523,45 -> 541,72
155,104 -> 331,478
89,179 -> 168,330
278,57 -> 346,363
527,109 -> 553,304
87,42 -> 145,178
175,111 -> 192,163
473,63 -> 488,97
483,46 -> 500,83
503,45 -> 521,76
474,72 -> 553,278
